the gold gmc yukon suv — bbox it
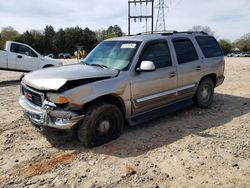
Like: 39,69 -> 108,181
19,31 -> 225,147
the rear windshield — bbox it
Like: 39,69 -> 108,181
195,36 -> 223,58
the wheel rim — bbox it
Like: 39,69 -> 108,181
94,115 -> 113,138
200,84 -> 211,102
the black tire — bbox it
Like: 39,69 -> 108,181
193,78 -> 214,109
43,65 -> 54,68
77,103 -> 124,148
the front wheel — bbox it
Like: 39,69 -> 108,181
193,78 -> 214,109
77,103 -> 124,148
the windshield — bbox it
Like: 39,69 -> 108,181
83,41 -> 140,70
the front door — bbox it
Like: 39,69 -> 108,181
131,40 -> 177,115
11,43 -> 39,71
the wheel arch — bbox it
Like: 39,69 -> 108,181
82,94 -> 126,117
200,73 -> 216,87
42,64 -> 54,68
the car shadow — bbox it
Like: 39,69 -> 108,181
0,80 -> 20,87
41,93 -> 250,158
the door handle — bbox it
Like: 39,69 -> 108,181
17,55 -> 22,59
169,71 -> 176,78
196,66 -> 201,71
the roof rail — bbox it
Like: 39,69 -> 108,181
175,31 -> 208,35
136,30 -> 178,35
135,31 -> 208,36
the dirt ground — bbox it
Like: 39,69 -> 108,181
0,57 -> 249,188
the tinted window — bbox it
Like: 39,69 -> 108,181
173,39 -> 198,64
141,42 -> 172,68
10,43 -> 19,53
196,36 -> 223,58
10,43 -> 38,57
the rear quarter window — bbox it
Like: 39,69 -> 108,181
195,36 -> 223,58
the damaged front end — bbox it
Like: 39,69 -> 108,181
19,84 -> 84,130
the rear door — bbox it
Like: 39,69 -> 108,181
131,40 -> 178,115
171,37 -> 203,98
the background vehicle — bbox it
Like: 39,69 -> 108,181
58,53 -> 71,59
0,41 -> 62,72
45,53 -> 58,59
19,31 -> 225,148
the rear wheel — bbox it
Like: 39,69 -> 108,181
193,78 -> 214,109
77,103 -> 124,148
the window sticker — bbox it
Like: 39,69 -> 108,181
121,43 -> 137,49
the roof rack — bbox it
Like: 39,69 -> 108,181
135,31 -> 208,36
176,31 -> 208,35
136,30 -> 178,35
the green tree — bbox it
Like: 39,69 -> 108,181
107,25 -> 122,38
81,27 -> 97,52
0,26 -> 19,49
15,31 -> 35,46
219,40 -> 232,55
55,28 -> 66,53
64,26 -> 84,54
44,25 -> 56,53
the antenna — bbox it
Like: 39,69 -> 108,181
128,0 -> 154,35
155,0 -> 168,32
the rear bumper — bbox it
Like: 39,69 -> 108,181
216,75 -> 225,87
19,96 -> 84,129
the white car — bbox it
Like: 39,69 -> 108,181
0,41 -> 62,72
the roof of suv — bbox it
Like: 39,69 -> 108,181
107,31 -> 210,42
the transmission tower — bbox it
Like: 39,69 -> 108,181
128,0 -> 154,35
155,0 -> 168,32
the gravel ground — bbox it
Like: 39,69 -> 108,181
0,57 -> 249,188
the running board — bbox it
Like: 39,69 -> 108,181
128,99 -> 193,126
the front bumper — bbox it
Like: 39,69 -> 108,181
19,96 -> 84,129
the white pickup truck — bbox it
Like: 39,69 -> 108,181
0,41 -> 62,72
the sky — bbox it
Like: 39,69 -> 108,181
0,0 -> 249,41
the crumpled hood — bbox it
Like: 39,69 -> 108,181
23,63 -> 119,91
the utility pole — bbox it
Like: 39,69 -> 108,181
128,0 -> 154,35
155,0 -> 168,32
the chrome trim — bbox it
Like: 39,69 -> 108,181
136,83 -> 196,103
177,84 -> 196,92
21,83 -> 45,106
19,96 -> 84,129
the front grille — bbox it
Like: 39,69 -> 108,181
22,85 -> 44,107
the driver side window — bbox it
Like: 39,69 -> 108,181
10,43 -> 38,57
141,41 -> 172,69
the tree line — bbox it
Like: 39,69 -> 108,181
0,25 -> 123,55
1,25 -> 249,56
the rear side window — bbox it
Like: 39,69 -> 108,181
172,39 -> 198,64
141,41 -> 172,68
195,36 -> 223,58
10,43 -> 19,53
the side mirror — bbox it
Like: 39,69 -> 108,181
136,61 -> 156,72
